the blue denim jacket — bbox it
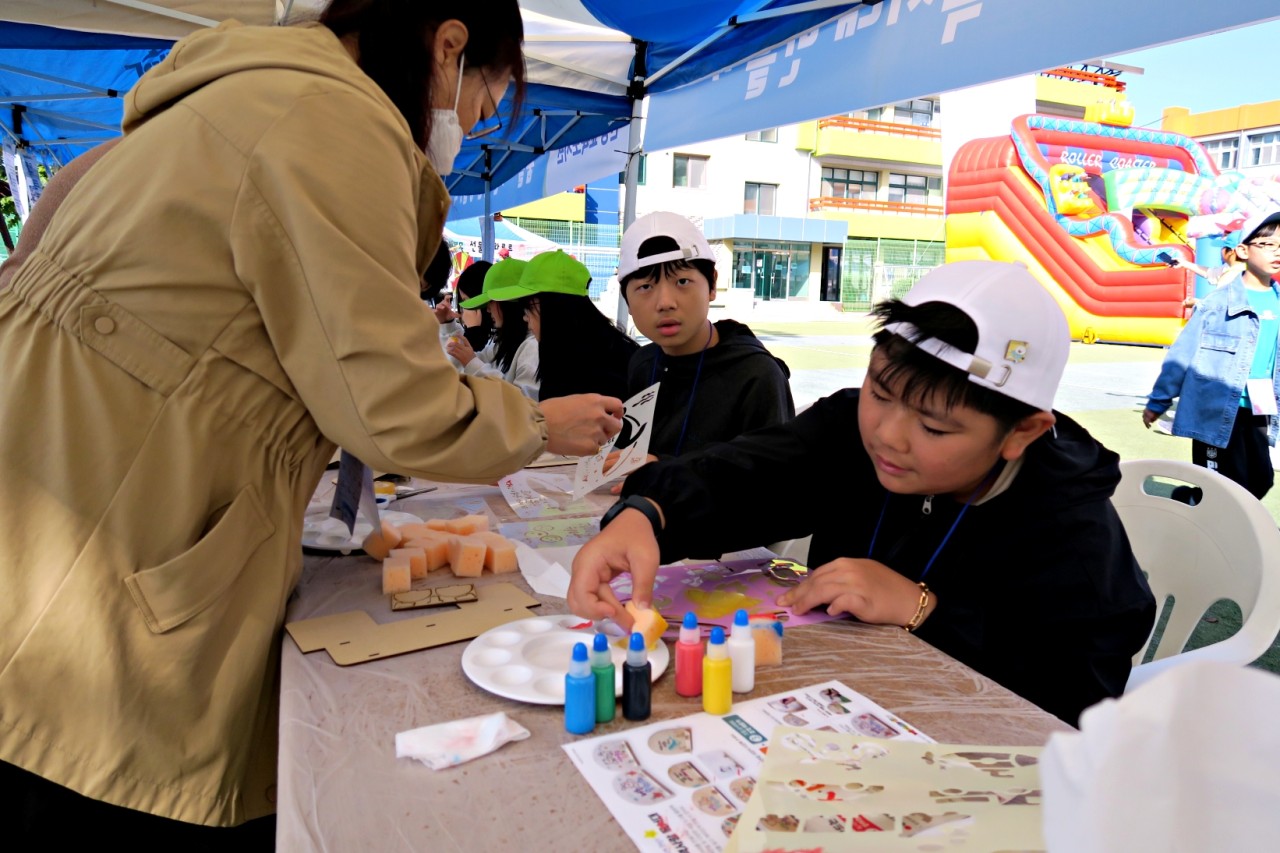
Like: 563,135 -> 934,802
1146,274 -> 1280,448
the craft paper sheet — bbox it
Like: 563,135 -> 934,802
499,517 -> 602,549
498,470 -> 598,519
611,559 -> 846,632
563,681 -> 930,853
572,382 -> 660,500
728,727 -> 1044,852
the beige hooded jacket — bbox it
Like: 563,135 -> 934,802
0,21 -> 545,825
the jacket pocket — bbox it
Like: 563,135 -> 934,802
125,485 -> 276,634
1200,332 -> 1239,353
80,302 -> 194,396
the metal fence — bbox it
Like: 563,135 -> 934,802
840,237 -> 944,310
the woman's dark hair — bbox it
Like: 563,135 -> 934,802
421,242 -> 452,302
489,301 -> 531,375
870,299 -> 1039,433
455,261 -> 494,350
521,291 -> 638,401
620,236 -> 716,302
320,0 -> 526,150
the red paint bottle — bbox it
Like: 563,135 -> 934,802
674,611 -> 704,698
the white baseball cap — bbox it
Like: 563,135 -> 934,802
883,261 -> 1069,412
617,211 -> 714,281
1239,208 -> 1280,247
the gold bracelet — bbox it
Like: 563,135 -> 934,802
903,582 -> 930,632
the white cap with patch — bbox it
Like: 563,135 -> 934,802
1238,208 -> 1280,247
617,211 -> 714,281
883,261 -> 1069,412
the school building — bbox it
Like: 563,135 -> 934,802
1160,99 -> 1280,180
500,65 -> 1132,311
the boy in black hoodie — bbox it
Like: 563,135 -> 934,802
572,261 -> 1156,726
619,212 -> 794,457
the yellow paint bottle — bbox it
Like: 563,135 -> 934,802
702,626 -> 732,715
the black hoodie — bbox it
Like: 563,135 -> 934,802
623,388 -> 1156,726
628,319 -> 794,457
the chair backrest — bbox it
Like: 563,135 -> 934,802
1112,459 -> 1280,691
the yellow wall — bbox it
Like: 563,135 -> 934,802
1162,100 -> 1280,136
500,191 -> 584,221
1034,76 -> 1117,110
796,121 -> 940,166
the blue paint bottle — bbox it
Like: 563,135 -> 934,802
564,642 -> 596,735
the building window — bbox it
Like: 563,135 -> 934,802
891,99 -> 937,127
745,128 -> 778,143
888,173 -> 940,205
673,154 -> 708,188
744,182 -> 778,216
1247,131 -> 1280,167
1201,137 -> 1238,170
821,167 -> 878,199
618,153 -> 647,185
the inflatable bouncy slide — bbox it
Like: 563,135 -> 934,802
947,107 -> 1280,345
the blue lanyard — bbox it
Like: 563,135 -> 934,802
866,463 -> 1001,581
649,321 -> 712,457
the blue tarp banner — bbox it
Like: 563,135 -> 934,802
645,0 -> 1280,152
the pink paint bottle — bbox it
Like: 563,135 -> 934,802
674,611 -> 704,698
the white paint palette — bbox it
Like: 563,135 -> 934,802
462,615 -> 670,705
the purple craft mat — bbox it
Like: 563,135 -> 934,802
608,557 -> 843,633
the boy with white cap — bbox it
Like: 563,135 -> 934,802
1143,208 -> 1280,499
571,260 -> 1156,726
618,212 -> 794,457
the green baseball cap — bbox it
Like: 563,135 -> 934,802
482,250 -> 591,303
459,258 -> 528,308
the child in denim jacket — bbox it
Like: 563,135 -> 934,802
1143,210 -> 1280,498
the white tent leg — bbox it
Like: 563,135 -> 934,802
615,91 -> 645,330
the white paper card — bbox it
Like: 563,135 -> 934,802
572,382 -> 660,500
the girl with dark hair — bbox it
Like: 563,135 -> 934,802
437,260 -> 496,365
480,251 -> 637,401
0,2 -> 625,843
444,259 -> 540,398
524,290 -> 638,401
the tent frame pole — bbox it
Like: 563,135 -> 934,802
616,40 -> 648,331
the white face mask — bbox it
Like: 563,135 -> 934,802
426,55 -> 465,175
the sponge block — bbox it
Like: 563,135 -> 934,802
749,615 -> 784,666
624,601 -> 669,650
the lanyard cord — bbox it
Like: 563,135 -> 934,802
866,463 -> 1002,581
649,321 -> 713,456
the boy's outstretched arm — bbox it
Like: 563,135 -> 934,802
568,503 -> 663,627
777,557 -> 936,628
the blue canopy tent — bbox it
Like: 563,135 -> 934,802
5,0 -> 1280,264
0,21 -> 170,169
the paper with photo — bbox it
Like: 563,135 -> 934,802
572,382 -> 660,500
563,680 -> 930,853
728,728 -> 1044,852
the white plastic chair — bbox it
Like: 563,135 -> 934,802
1112,459 -> 1280,692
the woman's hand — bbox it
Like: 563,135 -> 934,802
776,558 -> 934,627
540,394 -> 624,457
445,334 -> 476,366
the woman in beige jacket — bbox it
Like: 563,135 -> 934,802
0,1 -> 620,842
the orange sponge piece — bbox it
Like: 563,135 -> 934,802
624,601 -> 669,649
362,521 -> 403,561
749,615 -> 784,666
